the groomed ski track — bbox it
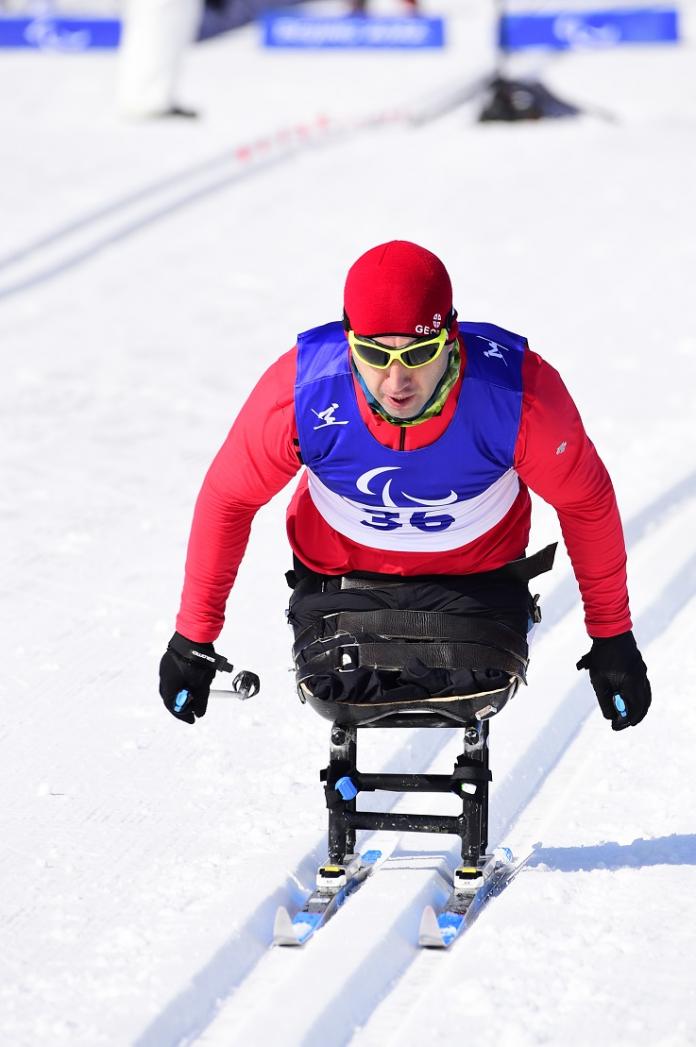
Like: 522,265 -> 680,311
137,471 -> 696,1047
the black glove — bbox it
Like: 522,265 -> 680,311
577,630 -> 651,731
159,632 -> 217,724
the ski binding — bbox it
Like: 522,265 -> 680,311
273,849 -> 382,946
419,847 -> 517,948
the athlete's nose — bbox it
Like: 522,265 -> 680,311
386,361 -> 411,388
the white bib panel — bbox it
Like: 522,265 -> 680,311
307,467 -> 521,552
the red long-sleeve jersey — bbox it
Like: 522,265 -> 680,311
175,338 -> 631,642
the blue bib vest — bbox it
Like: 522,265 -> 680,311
294,320 -> 527,553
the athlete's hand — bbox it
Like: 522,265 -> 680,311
159,632 -> 217,724
577,631 -> 651,730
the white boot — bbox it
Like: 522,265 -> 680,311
116,0 -> 203,119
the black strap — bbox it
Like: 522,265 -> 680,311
337,611 -> 527,658
297,642 -> 526,682
362,641 -> 525,675
452,762 -> 492,784
339,542 -> 557,590
494,542 -> 557,583
340,575 -> 409,591
293,610 -> 528,663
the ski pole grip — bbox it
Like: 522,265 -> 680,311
214,652 -> 234,674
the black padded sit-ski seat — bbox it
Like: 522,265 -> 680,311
294,605 -> 529,727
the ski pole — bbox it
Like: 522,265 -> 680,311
173,656 -> 260,713
212,669 -> 261,702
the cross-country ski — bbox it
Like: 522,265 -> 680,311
418,847 -> 522,947
273,849 -> 383,945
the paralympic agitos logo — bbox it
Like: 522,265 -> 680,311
352,466 -> 457,507
348,466 -> 458,534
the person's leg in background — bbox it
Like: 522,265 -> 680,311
117,0 -> 203,119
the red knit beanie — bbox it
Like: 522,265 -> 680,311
343,241 -> 455,338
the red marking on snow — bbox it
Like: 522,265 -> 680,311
230,108 -> 402,168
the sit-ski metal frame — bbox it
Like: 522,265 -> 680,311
320,714 -> 491,865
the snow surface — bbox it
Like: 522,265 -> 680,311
1,1 -> 696,1043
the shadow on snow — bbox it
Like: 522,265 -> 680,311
528,833 -> 696,872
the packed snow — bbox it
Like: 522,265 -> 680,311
1,1 -> 696,1043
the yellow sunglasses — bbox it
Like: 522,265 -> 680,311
348,328 -> 451,370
